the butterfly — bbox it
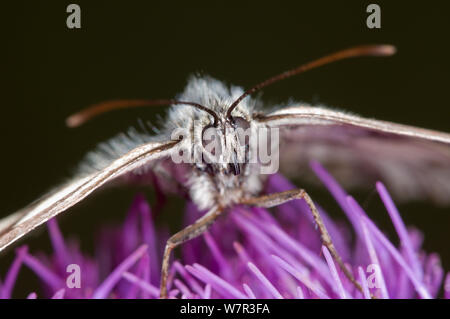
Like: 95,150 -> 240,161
1,45 -> 450,298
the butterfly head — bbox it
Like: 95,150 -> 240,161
164,76 -> 254,176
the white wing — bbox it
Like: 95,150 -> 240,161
0,140 -> 179,252
258,105 -> 450,203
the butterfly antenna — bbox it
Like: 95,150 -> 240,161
226,44 -> 396,119
66,99 -> 220,128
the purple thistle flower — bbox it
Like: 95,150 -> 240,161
0,162 -> 448,299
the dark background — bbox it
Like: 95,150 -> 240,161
1,1 -> 449,293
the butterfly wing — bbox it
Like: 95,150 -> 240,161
0,140 -> 179,252
257,105 -> 450,203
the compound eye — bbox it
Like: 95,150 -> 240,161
232,116 -> 250,129
202,125 -> 222,156
231,116 -> 250,146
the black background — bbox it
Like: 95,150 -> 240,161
1,1 -> 449,295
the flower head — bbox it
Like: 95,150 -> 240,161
1,162 -> 448,299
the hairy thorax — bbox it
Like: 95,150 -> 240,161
188,164 -> 263,211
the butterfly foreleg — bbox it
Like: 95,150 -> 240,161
240,188 -> 364,296
159,206 -> 223,298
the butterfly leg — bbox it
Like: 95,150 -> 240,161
241,188 -> 364,295
159,206 -> 223,298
